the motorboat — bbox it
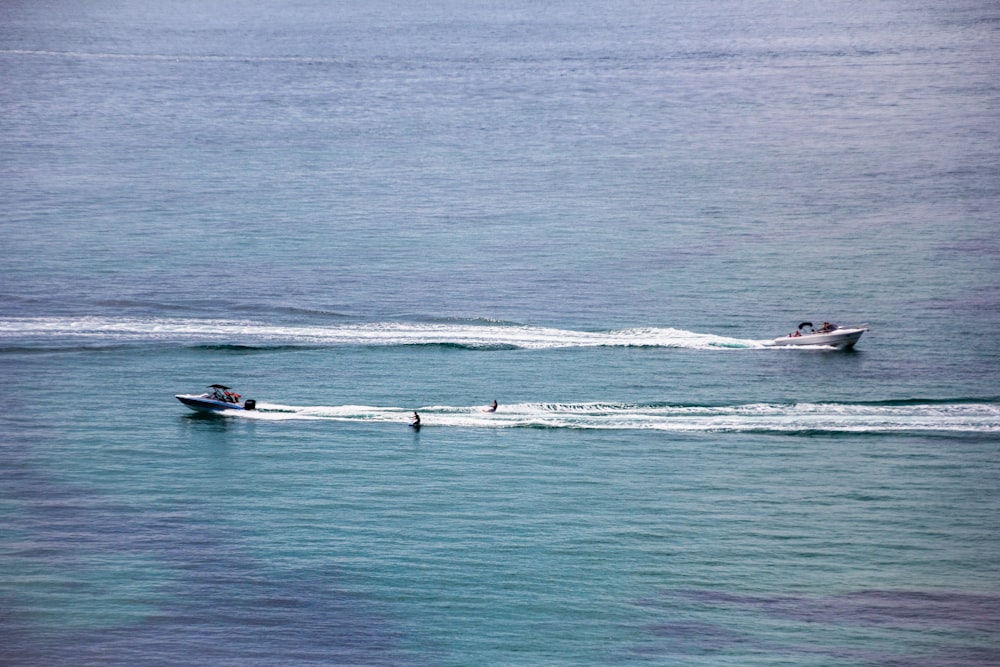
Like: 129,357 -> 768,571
176,384 -> 257,413
771,322 -> 868,350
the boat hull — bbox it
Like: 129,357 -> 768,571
771,327 -> 867,350
175,394 -> 248,413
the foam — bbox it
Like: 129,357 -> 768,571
0,317 -> 767,350
234,400 -> 1000,433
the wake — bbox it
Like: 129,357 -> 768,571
0,316 -> 766,350
238,400 -> 1000,433
0,49 -> 347,64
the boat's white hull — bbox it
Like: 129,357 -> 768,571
771,327 -> 867,350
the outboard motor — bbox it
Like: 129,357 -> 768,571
244,399 -> 256,411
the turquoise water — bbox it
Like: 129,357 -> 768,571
2,1 -> 999,665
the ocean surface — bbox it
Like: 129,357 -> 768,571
2,0 -> 999,664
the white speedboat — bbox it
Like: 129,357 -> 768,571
176,384 -> 257,413
771,322 -> 868,350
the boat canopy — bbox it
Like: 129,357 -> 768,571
208,383 -> 231,390
797,322 -> 813,330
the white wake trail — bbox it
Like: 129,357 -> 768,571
235,401 -> 1000,433
0,317 -> 766,350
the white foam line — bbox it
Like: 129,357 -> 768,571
0,49 -> 341,64
0,317 -> 767,350
231,401 -> 1000,432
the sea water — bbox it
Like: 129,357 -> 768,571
2,0 -> 999,665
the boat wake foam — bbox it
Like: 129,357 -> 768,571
238,400 -> 1000,433
0,317 -> 767,351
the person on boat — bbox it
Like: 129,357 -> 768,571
485,400 -> 498,413
818,322 -> 836,333
411,412 -> 421,428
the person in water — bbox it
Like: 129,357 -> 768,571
485,400 -> 498,413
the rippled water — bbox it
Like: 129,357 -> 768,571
2,0 -> 999,664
